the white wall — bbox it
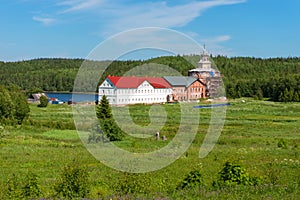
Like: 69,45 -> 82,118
98,80 -> 172,105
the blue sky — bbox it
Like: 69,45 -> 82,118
0,0 -> 299,61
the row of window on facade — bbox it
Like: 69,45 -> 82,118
176,94 -> 205,101
173,87 -> 203,93
174,88 -> 203,94
100,89 -> 171,95
108,97 -> 166,103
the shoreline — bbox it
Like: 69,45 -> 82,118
45,91 -> 97,94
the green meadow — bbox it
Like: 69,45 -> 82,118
0,100 -> 299,199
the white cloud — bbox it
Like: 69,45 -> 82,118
86,28 -> 203,61
33,0 -> 246,32
31,0 -> 245,56
202,35 -> 234,56
184,32 -> 234,56
58,0 -> 105,13
98,0 -> 247,35
32,16 -> 56,26
203,35 -> 232,43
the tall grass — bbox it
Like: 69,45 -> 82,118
0,99 -> 299,199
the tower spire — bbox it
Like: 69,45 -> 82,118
198,45 -> 211,70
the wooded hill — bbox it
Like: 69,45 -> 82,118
0,56 -> 299,102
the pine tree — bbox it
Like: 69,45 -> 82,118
96,95 -> 123,141
96,95 -> 112,120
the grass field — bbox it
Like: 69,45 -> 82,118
0,99 -> 299,199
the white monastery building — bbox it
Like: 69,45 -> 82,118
98,75 -> 173,105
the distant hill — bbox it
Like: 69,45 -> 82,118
1,56 -> 300,102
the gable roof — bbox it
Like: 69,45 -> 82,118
106,76 -> 171,89
163,76 -> 199,87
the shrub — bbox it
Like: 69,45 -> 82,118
38,95 -> 48,107
21,173 -> 41,198
54,160 -> 90,199
215,161 -> 262,187
117,173 -> 151,194
0,85 -> 16,120
277,138 -> 288,149
177,168 -> 204,190
7,84 -> 30,124
5,174 -> 21,199
4,172 -> 42,199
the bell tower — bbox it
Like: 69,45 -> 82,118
198,45 -> 212,70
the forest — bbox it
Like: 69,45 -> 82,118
0,56 -> 299,102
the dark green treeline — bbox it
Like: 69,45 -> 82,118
0,56 -> 299,102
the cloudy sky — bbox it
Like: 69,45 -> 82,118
0,0 -> 299,61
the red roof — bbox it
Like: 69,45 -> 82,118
107,76 -> 171,89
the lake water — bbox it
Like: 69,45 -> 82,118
46,92 -> 98,103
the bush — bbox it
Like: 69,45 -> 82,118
21,173 -> 41,198
177,167 -> 204,190
117,173 -> 151,194
0,84 -> 30,125
54,160 -> 90,199
0,85 -> 16,120
277,138 -> 288,149
4,172 -> 41,199
215,161 -> 262,187
7,84 -> 30,124
38,95 -> 48,107
5,174 -> 21,199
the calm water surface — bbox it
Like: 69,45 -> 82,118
46,92 -> 98,103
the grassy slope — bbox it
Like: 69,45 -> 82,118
0,100 -> 299,199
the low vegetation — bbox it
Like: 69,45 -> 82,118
0,99 -> 299,199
